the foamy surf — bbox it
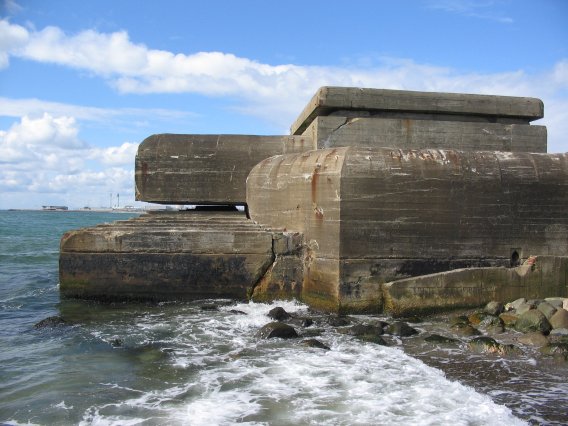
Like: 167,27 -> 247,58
79,301 -> 526,426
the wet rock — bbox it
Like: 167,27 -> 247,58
540,342 -> 568,361
200,304 -> 219,311
550,328 -> 568,337
517,332 -> 549,347
468,312 -> 488,326
327,315 -> 351,327
386,321 -> 418,337
346,324 -> 384,337
451,323 -> 481,337
229,309 -> 247,315
479,315 -> 505,333
34,316 -> 67,329
301,318 -> 314,327
268,307 -> 291,321
515,302 -> 536,316
544,297 -> 565,309
537,302 -> 557,320
484,301 -> 505,316
301,339 -> 330,350
450,315 -> 470,327
400,316 -> 423,323
357,335 -> 389,345
499,312 -> 518,327
549,309 -> 568,330
110,338 -> 124,347
515,309 -> 552,334
257,322 -> 298,339
468,337 -> 521,356
424,334 -> 459,345
506,297 -> 526,311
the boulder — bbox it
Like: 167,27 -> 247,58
357,335 -> 389,345
516,302 -> 536,316
564,299 -> 568,311
484,301 -> 505,316
468,337 -> 521,356
468,312 -> 488,326
424,334 -> 460,345
345,324 -> 384,337
257,322 -> 299,339
34,316 -> 67,329
540,342 -> 568,361
515,309 -> 552,334
268,307 -> 291,321
499,312 -> 519,327
506,298 -> 526,311
537,302 -> 557,320
386,321 -> 418,337
451,323 -> 481,337
301,339 -> 330,350
450,315 -> 470,327
327,316 -> 351,327
544,297 -> 565,309
517,332 -> 549,347
549,309 -> 568,330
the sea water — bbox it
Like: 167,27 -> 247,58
0,210 -> 565,425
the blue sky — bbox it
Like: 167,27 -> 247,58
1,0 -> 567,209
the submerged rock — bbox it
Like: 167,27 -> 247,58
327,315 -> 351,327
468,311 -> 488,326
515,309 -> 552,334
345,324 -> 384,337
301,339 -> 330,350
357,334 -> 389,345
386,321 -> 418,337
257,322 -> 298,339
451,323 -> 481,337
268,306 -> 291,321
450,315 -> 470,327
424,334 -> 459,345
34,316 -> 67,329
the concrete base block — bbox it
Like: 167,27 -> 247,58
383,256 -> 568,316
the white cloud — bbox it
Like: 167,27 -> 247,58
0,18 -> 28,67
425,0 -> 514,23
88,142 -> 138,166
0,113 -> 138,208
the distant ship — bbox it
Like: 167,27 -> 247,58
42,205 -> 69,211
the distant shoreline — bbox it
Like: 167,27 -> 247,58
5,208 -> 146,213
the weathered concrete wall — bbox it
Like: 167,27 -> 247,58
339,148 -> 568,298
247,149 -> 347,311
383,256 -> 568,316
302,116 -> 547,152
60,210 -> 306,302
291,87 -> 544,135
60,211 -> 272,300
247,147 -> 568,313
135,134 -> 314,205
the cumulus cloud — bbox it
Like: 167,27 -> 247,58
0,113 -> 138,208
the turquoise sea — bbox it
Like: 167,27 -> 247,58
0,210 -> 566,425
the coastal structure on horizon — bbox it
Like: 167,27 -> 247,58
59,87 -> 568,315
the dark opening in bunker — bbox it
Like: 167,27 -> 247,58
510,250 -> 520,267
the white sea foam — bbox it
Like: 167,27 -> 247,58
82,300 -> 526,425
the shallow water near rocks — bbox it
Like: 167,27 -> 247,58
1,211 -> 566,425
